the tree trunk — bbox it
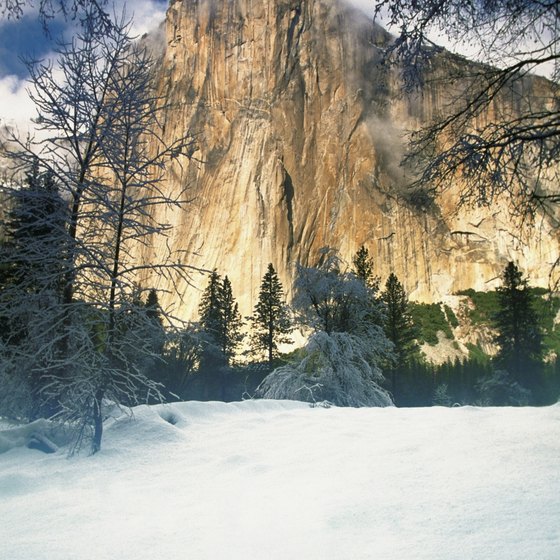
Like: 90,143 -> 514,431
92,388 -> 105,454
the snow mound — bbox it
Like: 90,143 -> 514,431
0,418 -> 71,454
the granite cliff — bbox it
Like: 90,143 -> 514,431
143,0 -> 559,319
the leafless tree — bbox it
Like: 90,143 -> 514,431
1,10 -> 197,454
0,0 -> 109,31
375,0 -> 560,225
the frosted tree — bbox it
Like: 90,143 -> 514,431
475,369 -> 531,406
0,163 -> 67,420
1,10 -> 196,453
258,249 -> 394,407
251,263 -> 292,366
1,0 -> 110,32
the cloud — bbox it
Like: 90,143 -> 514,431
345,0 -> 375,18
0,74 -> 35,135
116,0 -> 168,37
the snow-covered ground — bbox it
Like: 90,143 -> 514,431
1,400 -> 559,559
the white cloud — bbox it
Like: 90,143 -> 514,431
346,0 -> 376,18
0,1 -> 168,132
117,0 -> 167,37
0,74 -> 35,135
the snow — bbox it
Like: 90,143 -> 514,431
1,400 -> 559,559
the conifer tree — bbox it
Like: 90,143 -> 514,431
352,245 -> 384,329
382,272 -> 418,396
494,261 -> 543,389
1,161 -> 66,299
219,276 -> 244,364
352,245 -> 380,292
251,263 -> 292,366
143,288 -> 164,356
198,270 -> 224,366
0,162 -> 67,419
145,288 -> 161,323
198,272 -> 244,366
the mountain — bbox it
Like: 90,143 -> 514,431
143,0 -> 558,319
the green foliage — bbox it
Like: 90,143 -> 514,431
409,302 -> 453,345
198,270 -> 222,339
219,276 -> 244,361
531,293 -> 560,357
381,273 -> 418,398
459,286 -> 560,359
456,289 -> 500,325
443,305 -> 459,328
466,343 -> 491,365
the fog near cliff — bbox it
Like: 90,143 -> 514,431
346,0 -> 375,18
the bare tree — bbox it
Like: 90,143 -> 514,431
0,0 -> 109,31
375,0 -> 560,224
1,10 -> 197,454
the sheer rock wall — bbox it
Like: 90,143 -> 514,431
144,0 -> 558,319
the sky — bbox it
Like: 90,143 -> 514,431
0,0 -> 169,132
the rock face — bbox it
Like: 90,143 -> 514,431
146,0 -> 559,319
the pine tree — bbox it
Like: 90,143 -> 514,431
198,272 -> 243,366
494,261 -> 543,389
219,276 -> 244,364
352,245 -> 380,292
198,270 -> 224,367
145,288 -> 162,324
382,273 -> 417,362
143,288 -> 164,356
0,163 -> 67,419
2,162 -> 66,299
381,272 -> 418,397
251,263 -> 292,366
352,245 -> 385,330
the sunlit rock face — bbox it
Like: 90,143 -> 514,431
144,0 -> 558,319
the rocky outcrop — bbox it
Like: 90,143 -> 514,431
143,0 -> 559,319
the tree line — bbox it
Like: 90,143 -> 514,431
159,247 -> 556,409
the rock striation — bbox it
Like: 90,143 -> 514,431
144,0 -> 559,319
